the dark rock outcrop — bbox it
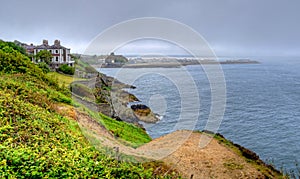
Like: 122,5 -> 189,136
131,104 -> 159,123
72,72 -> 160,125
94,73 -> 159,125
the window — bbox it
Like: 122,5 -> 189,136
56,57 -> 59,61
56,50 -> 58,54
49,50 -> 52,53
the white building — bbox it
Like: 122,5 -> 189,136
33,40 -> 75,68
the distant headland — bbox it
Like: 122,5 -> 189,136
79,53 -> 260,68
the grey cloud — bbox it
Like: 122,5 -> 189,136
0,0 -> 299,56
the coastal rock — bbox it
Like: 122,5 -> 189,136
131,104 -> 151,115
73,71 -> 159,125
93,72 -> 157,125
131,104 -> 160,123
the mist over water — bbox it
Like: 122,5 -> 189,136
98,57 -> 300,171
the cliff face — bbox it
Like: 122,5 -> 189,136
93,73 -> 159,125
94,73 -> 138,124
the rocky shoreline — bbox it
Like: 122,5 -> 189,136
71,72 -> 160,127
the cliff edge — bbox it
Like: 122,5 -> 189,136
75,106 -> 283,178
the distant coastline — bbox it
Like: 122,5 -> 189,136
97,59 -> 260,68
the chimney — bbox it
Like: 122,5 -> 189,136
54,40 -> 60,46
42,40 -> 48,45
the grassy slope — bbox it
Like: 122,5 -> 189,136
98,112 -> 151,148
47,72 -> 84,87
0,75 -> 154,178
74,58 -> 98,74
0,44 -> 178,178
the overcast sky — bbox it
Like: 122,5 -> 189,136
1,0 -> 299,56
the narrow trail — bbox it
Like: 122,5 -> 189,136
74,109 -> 277,179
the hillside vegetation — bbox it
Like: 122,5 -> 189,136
0,41 -> 178,178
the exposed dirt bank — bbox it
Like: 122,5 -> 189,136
65,105 -> 282,179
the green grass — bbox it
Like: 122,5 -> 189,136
79,106 -> 152,148
75,58 -> 98,73
70,83 -> 95,100
99,113 -> 152,148
47,72 -> 85,87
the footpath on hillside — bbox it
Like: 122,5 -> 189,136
67,106 -> 282,179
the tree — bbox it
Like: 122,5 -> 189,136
36,50 -> 52,65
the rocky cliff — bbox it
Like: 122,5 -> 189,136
72,72 -> 159,126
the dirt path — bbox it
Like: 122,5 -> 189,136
72,109 -> 279,179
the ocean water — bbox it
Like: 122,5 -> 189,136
98,57 -> 300,172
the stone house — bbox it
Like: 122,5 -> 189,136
32,39 -> 75,69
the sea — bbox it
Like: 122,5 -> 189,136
97,56 -> 300,172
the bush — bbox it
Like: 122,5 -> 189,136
58,64 -> 75,75
0,45 -> 59,89
0,40 -> 26,55
38,62 -> 50,73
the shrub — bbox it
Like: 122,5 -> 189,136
0,41 -> 60,90
38,62 -> 50,73
58,64 -> 75,75
0,40 -> 26,55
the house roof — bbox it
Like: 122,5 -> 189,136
50,42 -> 70,49
35,40 -> 70,50
35,44 -> 50,49
35,44 -> 69,50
